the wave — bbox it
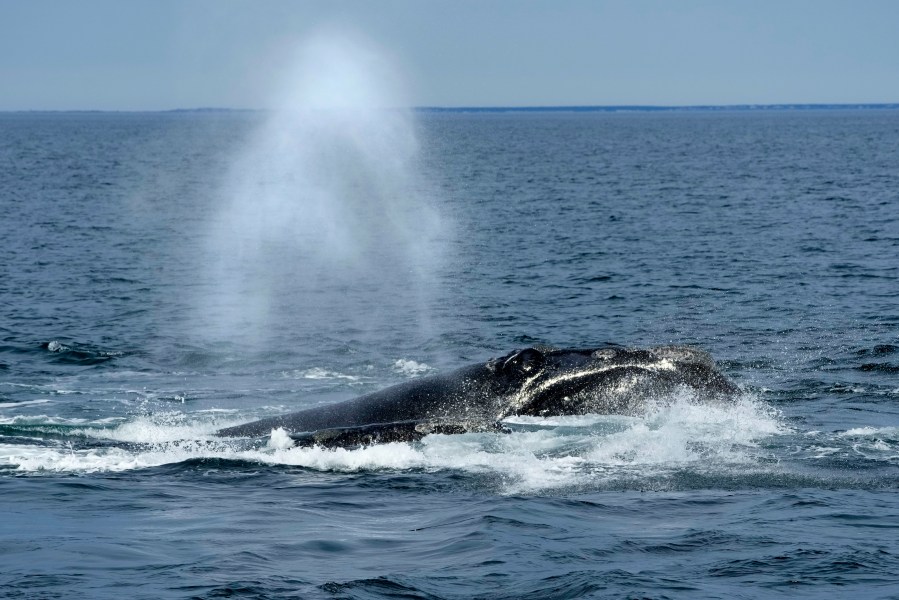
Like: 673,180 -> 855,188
281,367 -> 366,381
0,399 -> 51,409
3,386 -> 894,492
0,391 -> 785,490
41,339 -> 122,365
393,359 -> 432,376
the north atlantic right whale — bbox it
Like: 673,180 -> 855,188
216,345 -> 739,448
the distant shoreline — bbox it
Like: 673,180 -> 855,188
2,103 -> 898,114
417,103 -> 899,113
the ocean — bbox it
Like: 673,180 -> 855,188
1,108 -> 897,598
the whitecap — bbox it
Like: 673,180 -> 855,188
4,391 -> 788,493
841,426 -> 899,438
0,399 -> 51,409
267,427 -> 294,449
393,359 -> 431,377
283,367 -> 362,381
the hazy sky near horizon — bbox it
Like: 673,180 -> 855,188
1,0 -> 898,111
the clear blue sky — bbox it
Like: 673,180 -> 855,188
1,0 -> 897,110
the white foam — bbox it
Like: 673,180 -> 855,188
3,440 -> 233,474
809,446 -> 841,458
393,359 -> 431,377
0,399 -> 51,409
1,382 -> 52,390
71,411 -> 249,444
284,367 -> 362,381
74,421 -> 208,444
0,414 -> 98,426
841,426 -> 899,439
586,395 -> 783,467
834,428 -> 899,463
267,427 -> 294,449
504,414 -> 635,427
3,392 -> 787,492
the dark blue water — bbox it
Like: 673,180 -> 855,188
1,110 -> 898,598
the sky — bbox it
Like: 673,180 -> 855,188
1,0 -> 898,111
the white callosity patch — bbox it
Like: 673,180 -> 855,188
504,414 -> 636,427
509,358 -> 678,416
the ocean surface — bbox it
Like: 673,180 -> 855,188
1,109 -> 898,598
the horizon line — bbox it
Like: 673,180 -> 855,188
2,102 -> 899,114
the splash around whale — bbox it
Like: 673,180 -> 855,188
216,345 -> 739,448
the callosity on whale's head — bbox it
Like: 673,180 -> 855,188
487,345 -> 738,418
214,343 -> 739,445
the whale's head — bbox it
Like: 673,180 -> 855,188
487,345 -> 738,418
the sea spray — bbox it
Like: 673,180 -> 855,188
7,392 -> 789,494
198,31 -> 446,352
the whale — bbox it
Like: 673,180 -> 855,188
216,345 -> 738,447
